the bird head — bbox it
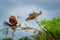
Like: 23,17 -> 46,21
34,11 -> 42,17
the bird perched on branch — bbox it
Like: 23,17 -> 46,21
4,16 -> 17,30
26,11 -> 42,21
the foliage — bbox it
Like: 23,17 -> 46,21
16,17 -> 60,40
2,38 -> 13,40
36,17 -> 60,40
19,37 -> 29,40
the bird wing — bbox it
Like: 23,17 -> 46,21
4,21 -> 11,26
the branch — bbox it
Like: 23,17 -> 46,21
16,24 -> 42,33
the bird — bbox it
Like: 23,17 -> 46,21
26,11 -> 42,21
4,16 -> 18,30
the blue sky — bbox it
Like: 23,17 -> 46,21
0,0 -> 60,40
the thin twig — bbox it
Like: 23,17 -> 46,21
17,25 -> 42,33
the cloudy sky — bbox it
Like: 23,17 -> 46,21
0,0 -> 60,40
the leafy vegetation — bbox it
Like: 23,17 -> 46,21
18,17 -> 60,40
2,38 -> 13,40
36,17 -> 60,40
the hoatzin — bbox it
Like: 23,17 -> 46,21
4,16 -> 17,30
26,11 -> 42,21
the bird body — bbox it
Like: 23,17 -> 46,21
4,16 -> 17,30
9,16 -> 17,24
26,11 -> 42,20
